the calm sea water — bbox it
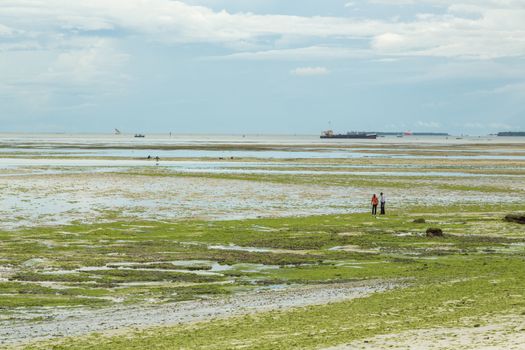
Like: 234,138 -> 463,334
1,132 -> 525,146
1,133 -> 524,166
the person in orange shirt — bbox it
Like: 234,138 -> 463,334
371,194 -> 378,215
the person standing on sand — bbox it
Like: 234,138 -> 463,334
380,192 -> 386,215
371,194 -> 378,215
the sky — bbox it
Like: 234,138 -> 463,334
0,0 -> 524,135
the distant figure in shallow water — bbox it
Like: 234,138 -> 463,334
371,194 -> 378,215
380,192 -> 386,215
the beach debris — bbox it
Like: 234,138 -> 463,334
426,228 -> 444,237
413,218 -> 426,224
504,214 -> 525,224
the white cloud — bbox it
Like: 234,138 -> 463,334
0,38 -> 130,112
0,0 -> 524,109
46,40 -> 129,85
403,61 -> 525,83
291,66 -> 330,76
0,24 -> 14,36
371,32 -> 407,51
1,0 -> 524,60
492,82 -> 525,96
469,81 -> 525,97
0,1 -> 387,45
488,123 -> 515,130
416,120 -> 441,129
215,46 -> 371,61
463,122 -> 519,131
369,0 -> 524,7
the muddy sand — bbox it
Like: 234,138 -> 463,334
0,280 -> 398,346
325,314 -> 525,350
0,172 -> 517,229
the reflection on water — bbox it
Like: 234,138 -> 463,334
1,133 -> 525,161
0,158 -> 522,178
0,158 -> 522,177
2,147 -> 525,160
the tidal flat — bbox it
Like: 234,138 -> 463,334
1,134 -> 524,349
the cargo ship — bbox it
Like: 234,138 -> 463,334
497,132 -> 525,137
320,130 -> 377,139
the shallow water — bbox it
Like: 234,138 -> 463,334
0,158 -> 520,178
1,133 -> 523,229
208,244 -> 275,253
0,171 -> 519,229
3,148 -> 525,160
2,133 -> 525,161
2,132 -> 524,145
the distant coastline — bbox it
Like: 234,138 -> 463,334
375,132 -> 449,136
497,131 -> 525,137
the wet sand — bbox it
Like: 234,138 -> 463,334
0,280 -> 398,346
0,172 -> 518,229
2,134 -> 524,348
325,314 -> 525,350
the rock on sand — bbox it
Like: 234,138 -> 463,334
504,214 -> 525,224
426,228 -> 444,237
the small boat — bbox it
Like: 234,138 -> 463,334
134,134 -> 145,138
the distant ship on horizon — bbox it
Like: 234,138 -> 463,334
497,131 -> 525,137
320,130 -> 377,139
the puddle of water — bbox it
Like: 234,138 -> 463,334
80,260 -> 281,276
251,225 -> 279,232
208,244 -> 274,253
41,270 -> 78,275
394,232 -> 415,237
22,258 -> 49,267
230,263 -> 280,273
1,158 -> 522,178
77,265 -> 223,276
329,245 -> 380,253
210,263 -> 233,272
108,260 -> 229,272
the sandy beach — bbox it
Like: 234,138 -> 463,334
1,134 -> 524,349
